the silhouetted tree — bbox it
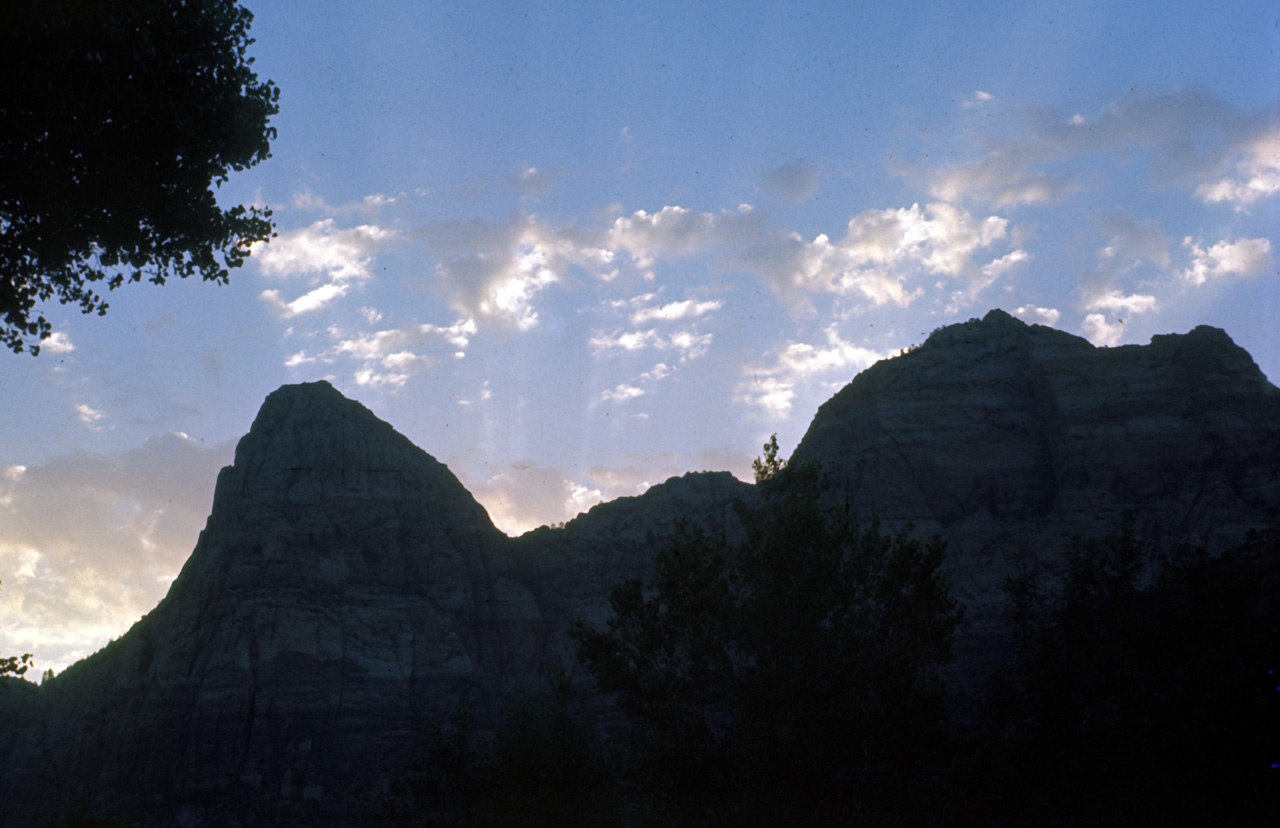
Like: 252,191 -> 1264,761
0,580 -> 32,683
572,455 -> 963,827
1,0 -> 279,354
958,528 -> 1280,826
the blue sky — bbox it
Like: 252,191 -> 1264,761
3,0 -> 1278,673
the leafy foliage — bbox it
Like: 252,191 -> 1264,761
0,0 -> 279,354
572,456 -> 963,827
958,528 -> 1280,826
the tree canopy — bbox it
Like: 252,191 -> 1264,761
571,446 -> 963,827
0,0 -> 279,354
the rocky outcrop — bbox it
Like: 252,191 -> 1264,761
792,309 -> 1280,680
0,383 -> 748,827
2,311 -> 1278,826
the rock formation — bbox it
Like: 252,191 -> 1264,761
1,310 -> 1276,826
791,310 -> 1280,679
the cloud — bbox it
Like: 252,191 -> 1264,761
600,384 -> 645,402
0,435 -> 234,674
739,325 -> 884,418
41,331 -> 74,354
256,219 -> 394,317
75,403 -> 106,427
328,318 -> 478,388
961,90 -> 995,109
1083,288 -> 1157,316
1080,313 -> 1125,347
760,161 -> 819,204
589,328 -> 712,361
468,463 -> 604,536
629,299 -> 723,325
421,217 -> 617,330
1012,305 -> 1061,327
291,189 -> 395,216
1195,128 -> 1280,209
930,89 -> 1278,207
1179,237 -> 1272,285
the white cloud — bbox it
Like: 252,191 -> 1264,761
589,328 -> 712,361
1180,237 -> 1272,285
255,219 -> 394,317
41,331 -> 75,354
75,403 -> 105,426
1195,129 -> 1280,209
739,325 -> 884,418
600,384 -> 645,402
1080,313 -> 1125,347
291,188 -> 395,216
630,299 -> 723,325
331,318 -> 478,388
422,217 -> 617,330
1083,288 -> 1157,315
1012,305 -> 1061,327
961,90 -> 995,109
0,435 -> 234,674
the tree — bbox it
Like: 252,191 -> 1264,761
571,453 -> 963,827
960,528 -> 1280,826
1,0 -> 279,354
0,580 -> 33,683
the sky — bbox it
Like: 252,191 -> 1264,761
2,0 -> 1278,675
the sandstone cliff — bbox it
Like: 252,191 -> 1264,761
792,309 -> 1280,675
1,311 -> 1277,826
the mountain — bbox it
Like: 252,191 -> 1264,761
792,309 -> 1280,680
2,310 -> 1277,826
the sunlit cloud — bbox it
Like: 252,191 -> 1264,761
739,325 -> 885,418
467,462 -> 604,535
1012,305 -> 1061,327
630,299 -> 723,325
421,217 -> 617,331
589,328 -> 712,361
41,331 -> 75,354
0,435 -> 233,674
1195,129 -> 1280,210
1180,236 -> 1272,285
255,219 -> 394,317
330,318 -> 478,388
1080,313 -> 1126,347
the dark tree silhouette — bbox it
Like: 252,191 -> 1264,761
572,454 -> 963,827
0,0 -> 279,354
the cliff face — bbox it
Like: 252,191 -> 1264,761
2,311 -> 1277,826
0,383 -> 747,826
792,310 -> 1280,662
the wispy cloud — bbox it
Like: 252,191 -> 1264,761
256,219 -> 395,317
739,325 -> 884,418
931,89 -> 1280,209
